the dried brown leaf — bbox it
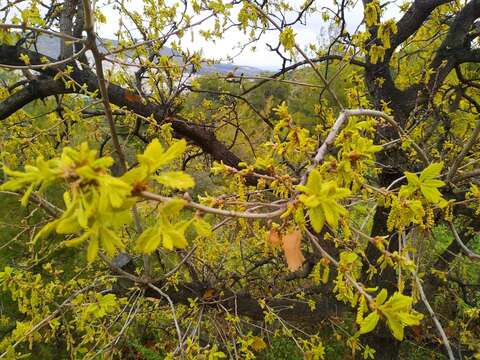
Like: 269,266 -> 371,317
268,228 -> 282,247
281,229 -> 305,271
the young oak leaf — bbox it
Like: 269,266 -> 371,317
123,139 -> 189,189
357,289 -> 387,336
135,222 -> 189,254
1,156 -> 61,206
135,226 -> 161,254
32,219 -> 59,244
193,217 -> 213,237
162,225 -> 189,250
281,230 -> 305,271
62,223 -> 125,262
356,289 -> 423,340
358,311 -> 380,335
155,171 -> 195,190
135,199 -> 190,253
86,230 -> 100,263
99,226 -> 125,257
400,162 -> 446,205
378,292 -> 424,340
297,169 -> 350,232
98,176 -> 132,209
136,138 -> 164,170
158,140 -> 187,167
137,138 -> 187,172
418,162 -> 445,203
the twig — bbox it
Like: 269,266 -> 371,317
343,109 -> 429,166
82,0 -> 149,277
249,2 -> 343,109
81,0 -> 127,172
305,229 -> 374,305
99,253 -> 144,283
140,191 -> 286,219
0,190 -> 63,217
404,229 -> 455,360
300,108 -> 429,185
448,222 -> 480,260
148,283 -> 184,354
413,273 -> 455,360
447,117 -> 480,182
300,110 -> 349,185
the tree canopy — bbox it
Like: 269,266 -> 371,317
0,0 -> 480,359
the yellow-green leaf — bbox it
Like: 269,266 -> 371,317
155,171 -> 195,189
309,206 -> 325,232
63,232 -> 90,247
87,234 -> 99,263
135,226 -> 161,254
157,140 -> 187,167
32,220 -> 59,244
359,311 -> 380,335
137,138 -> 164,169
419,162 -> 443,181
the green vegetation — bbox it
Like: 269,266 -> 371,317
1,0 -> 480,359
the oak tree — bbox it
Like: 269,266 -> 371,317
0,0 -> 480,359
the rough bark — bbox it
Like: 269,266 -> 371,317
143,281 -> 346,325
59,0 -> 78,59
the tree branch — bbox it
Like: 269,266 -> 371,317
0,44 -> 246,169
387,0 -> 454,61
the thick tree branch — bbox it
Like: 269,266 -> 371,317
0,79 -> 72,119
387,0 -> 454,61
425,0 -> 480,91
144,281 -> 344,324
0,44 -> 245,169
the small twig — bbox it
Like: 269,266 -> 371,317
404,229 -> 455,360
448,222 -> 480,260
162,245 -> 198,279
300,108 -> 429,185
413,273 -> 455,360
99,253 -> 144,283
107,14 -> 215,56
83,0 -> 149,278
305,229 -> 374,305
300,110 -> 348,185
343,109 -> 429,166
221,75 -> 323,89
0,190 -> 63,217
81,0 -> 127,172
249,2 -> 343,109
140,191 -> 286,219
454,168 -> 480,181
148,283 -> 184,354
447,117 -> 480,182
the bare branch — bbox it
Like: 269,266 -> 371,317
448,222 -> 480,260
140,191 -> 286,219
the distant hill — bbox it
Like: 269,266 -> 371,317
28,34 -> 266,76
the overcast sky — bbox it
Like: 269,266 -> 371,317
8,0 -> 401,70
94,0 -> 400,70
